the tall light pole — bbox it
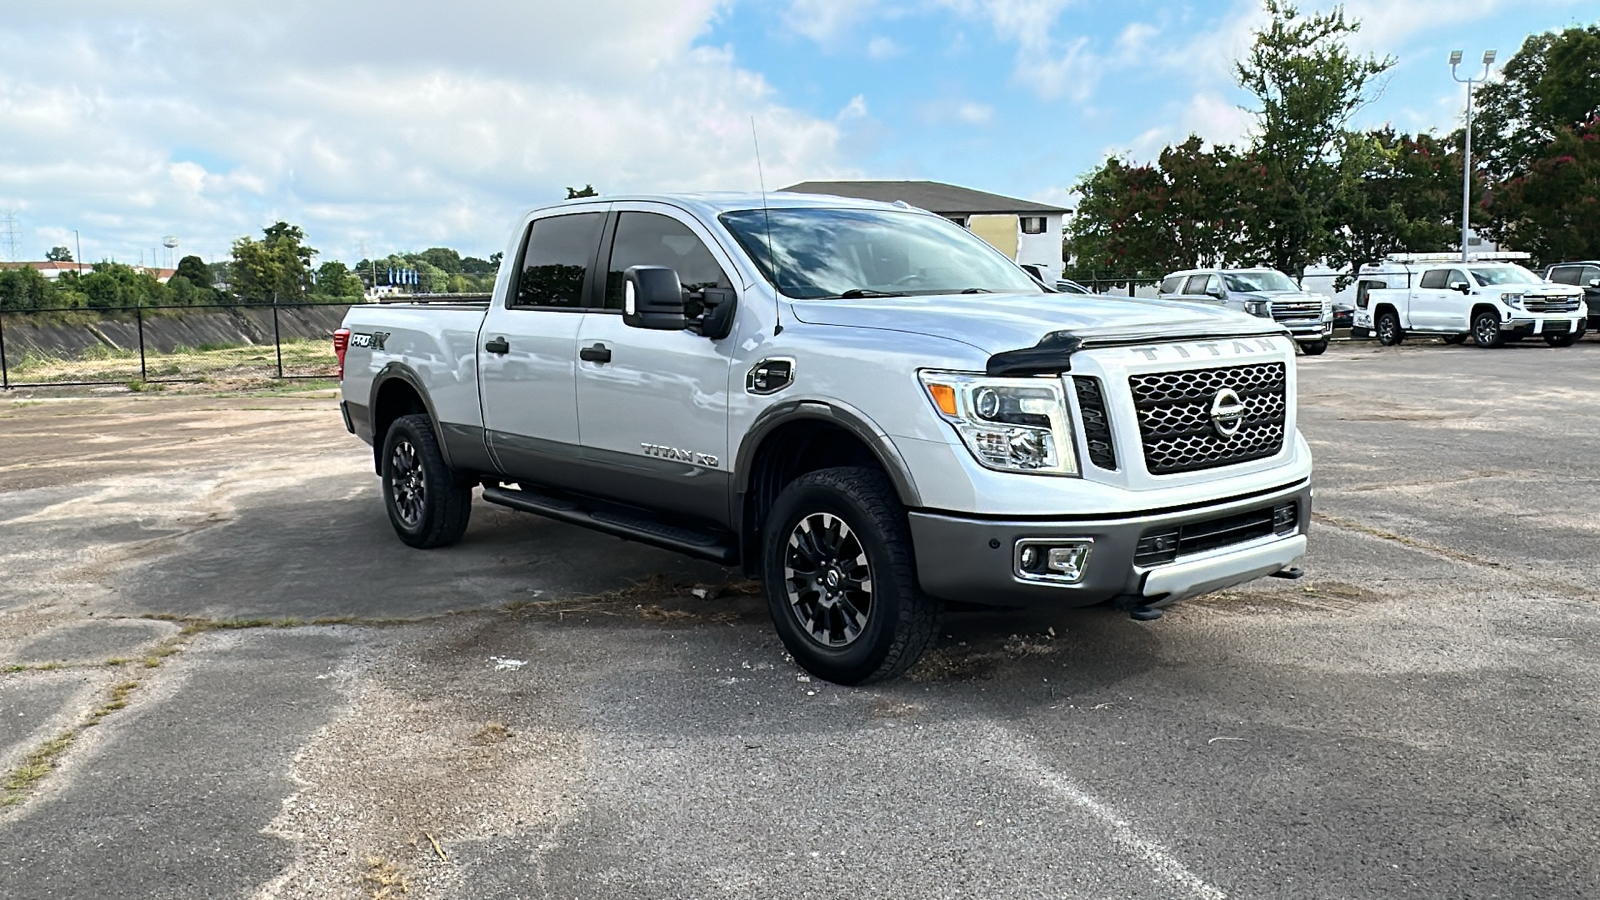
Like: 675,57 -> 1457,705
1451,49 -> 1496,263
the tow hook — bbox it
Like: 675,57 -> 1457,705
1113,594 -> 1164,621
1270,567 -> 1305,580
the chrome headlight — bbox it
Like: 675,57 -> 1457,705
1243,299 -> 1272,317
1503,292 -> 1523,308
919,371 -> 1079,476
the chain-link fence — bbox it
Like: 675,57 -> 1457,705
0,300 -> 353,389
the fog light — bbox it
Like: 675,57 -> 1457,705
1272,502 -> 1298,534
1047,546 -> 1089,580
1015,539 -> 1093,584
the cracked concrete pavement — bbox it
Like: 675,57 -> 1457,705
0,340 -> 1597,899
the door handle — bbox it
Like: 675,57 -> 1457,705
484,336 -> 510,354
579,343 -> 612,364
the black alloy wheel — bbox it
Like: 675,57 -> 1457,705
762,467 -> 937,685
1472,311 -> 1505,348
783,512 -> 873,647
381,413 -> 473,549
1376,311 -> 1403,346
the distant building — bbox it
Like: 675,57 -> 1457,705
781,180 -> 1071,283
0,261 -> 176,283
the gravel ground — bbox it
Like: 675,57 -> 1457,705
0,339 -> 1596,899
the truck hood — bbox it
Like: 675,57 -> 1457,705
1480,282 -> 1581,296
1234,291 -> 1326,304
787,292 -> 1275,354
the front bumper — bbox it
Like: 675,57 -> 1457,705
908,480 -> 1312,608
1504,316 -> 1584,337
1282,320 -> 1333,341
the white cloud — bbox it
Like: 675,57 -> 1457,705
866,36 -> 903,59
0,1 -> 852,263
783,0 -> 880,44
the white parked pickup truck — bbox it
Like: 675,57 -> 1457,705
1355,260 -> 1587,348
334,193 -> 1313,683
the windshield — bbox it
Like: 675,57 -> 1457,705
719,208 -> 1044,299
1471,265 -> 1541,286
1222,270 -> 1299,293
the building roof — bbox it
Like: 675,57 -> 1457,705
779,180 -> 1070,215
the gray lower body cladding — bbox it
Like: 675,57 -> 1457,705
908,480 -> 1312,608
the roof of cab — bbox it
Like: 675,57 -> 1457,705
530,191 -> 935,219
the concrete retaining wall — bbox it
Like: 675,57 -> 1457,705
0,305 -> 352,358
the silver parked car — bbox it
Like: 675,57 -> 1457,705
1159,268 -> 1334,355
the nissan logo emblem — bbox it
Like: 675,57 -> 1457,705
1210,388 -> 1246,437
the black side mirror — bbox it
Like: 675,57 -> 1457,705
623,266 -> 687,330
696,287 -> 736,340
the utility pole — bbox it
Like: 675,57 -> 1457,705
74,229 -> 84,275
1450,49 -> 1497,263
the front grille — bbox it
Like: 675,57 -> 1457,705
1271,300 -> 1322,321
1073,376 -> 1117,470
1134,501 -> 1298,567
1128,362 -> 1287,475
1524,296 -> 1579,313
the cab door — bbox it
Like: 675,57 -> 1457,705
572,204 -> 740,526
479,208 -> 606,487
1411,268 -> 1454,331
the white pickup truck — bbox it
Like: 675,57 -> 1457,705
334,192 -> 1313,683
1356,260 -> 1587,348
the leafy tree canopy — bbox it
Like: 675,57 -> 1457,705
45,246 -> 73,262
566,184 -> 598,199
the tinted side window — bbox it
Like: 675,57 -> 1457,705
1183,274 -> 1210,294
1159,275 -> 1182,294
1449,269 -> 1469,287
514,213 -> 604,308
604,212 -> 732,310
1418,269 -> 1448,289
1549,266 -> 1579,285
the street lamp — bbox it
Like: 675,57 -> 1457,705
1451,49 -> 1496,263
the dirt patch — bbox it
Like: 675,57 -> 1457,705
504,574 -> 765,625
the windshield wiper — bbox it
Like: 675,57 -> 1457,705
960,288 -> 993,293
837,288 -> 908,299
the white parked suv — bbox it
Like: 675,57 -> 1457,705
1353,259 -> 1587,348
1158,268 -> 1334,355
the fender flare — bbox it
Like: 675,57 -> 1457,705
734,399 -> 923,510
367,362 -> 452,472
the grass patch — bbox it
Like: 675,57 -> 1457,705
8,336 -> 338,384
360,856 -> 410,898
1,662 -> 64,674
1,732 -> 76,807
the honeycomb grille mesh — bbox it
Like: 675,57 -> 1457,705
1128,362 -> 1287,474
1073,376 -> 1117,470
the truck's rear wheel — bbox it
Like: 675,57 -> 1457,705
1300,339 -> 1328,356
762,467 -> 937,685
1472,311 -> 1505,348
1376,311 -> 1404,345
382,413 -> 472,549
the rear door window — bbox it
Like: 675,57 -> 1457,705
1549,266 -> 1580,285
513,213 -> 605,309
1418,269 -> 1448,290
603,212 -> 732,310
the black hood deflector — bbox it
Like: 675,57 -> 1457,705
985,324 -> 1288,377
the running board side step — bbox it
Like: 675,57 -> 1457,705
481,484 -> 739,565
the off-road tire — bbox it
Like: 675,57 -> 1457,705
1442,334 -> 1468,345
381,414 -> 473,549
1300,339 -> 1328,356
762,466 -> 938,685
1472,311 -> 1505,348
1376,311 -> 1404,346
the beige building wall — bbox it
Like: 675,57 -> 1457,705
967,214 -> 1019,260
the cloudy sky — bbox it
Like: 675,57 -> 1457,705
0,0 -> 1589,267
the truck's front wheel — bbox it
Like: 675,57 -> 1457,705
381,414 -> 473,549
762,467 -> 938,685
1300,339 -> 1328,356
1472,311 -> 1506,348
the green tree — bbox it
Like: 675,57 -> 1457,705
1159,136 -> 1251,269
1063,157 -> 1176,285
45,246 -> 72,262
1483,118 -> 1600,261
312,261 -> 365,301
0,266 -> 59,310
78,262 -> 168,309
566,185 -> 598,199
1473,25 -> 1600,184
417,247 -> 462,274
230,222 -> 317,304
1234,0 -> 1394,275
175,254 -> 213,289
1325,130 -> 1461,287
